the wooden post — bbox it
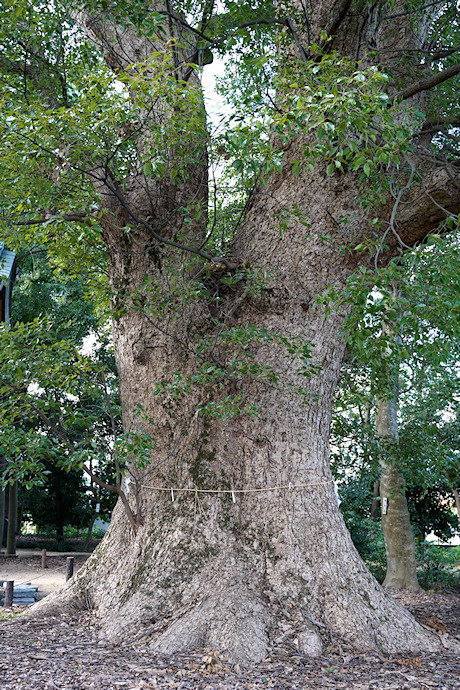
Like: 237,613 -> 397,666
6,482 -> 17,555
66,557 -> 74,581
5,580 -> 14,606
41,549 -> 47,569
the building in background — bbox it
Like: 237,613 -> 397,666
0,241 -> 16,323
0,241 -> 16,551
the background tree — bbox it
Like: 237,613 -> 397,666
1,0 -> 460,663
0,252 -> 121,538
19,465 -> 92,541
331,234 -> 460,588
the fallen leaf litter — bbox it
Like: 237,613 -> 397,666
0,589 -> 458,688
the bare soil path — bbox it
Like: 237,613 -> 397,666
0,558 -> 459,689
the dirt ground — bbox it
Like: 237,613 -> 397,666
0,552 -> 89,597
0,555 -> 459,689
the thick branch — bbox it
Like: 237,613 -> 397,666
432,44 -> 460,61
391,162 -> 460,248
421,117 -> 460,131
396,62 -> 460,101
11,212 -> 92,226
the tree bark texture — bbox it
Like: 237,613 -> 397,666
32,0 -> 460,662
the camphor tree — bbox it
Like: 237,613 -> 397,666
1,0 -> 460,663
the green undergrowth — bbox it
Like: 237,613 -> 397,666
345,516 -> 460,589
416,544 -> 460,590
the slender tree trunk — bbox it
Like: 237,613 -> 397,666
371,481 -> 381,520
6,481 -> 17,556
0,488 -> 5,548
31,0 -> 460,662
376,397 -> 420,591
375,281 -> 420,592
16,505 -> 22,536
55,487 -> 64,543
453,488 -> 460,521
84,511 -> 98,552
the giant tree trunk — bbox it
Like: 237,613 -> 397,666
33,0 -> 460,663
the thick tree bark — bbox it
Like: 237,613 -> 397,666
32,0 -> 460,663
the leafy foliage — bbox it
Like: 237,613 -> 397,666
332,233 -> 460,560
0,318 -> 117,485
0,0 -> 459,540
0,252 -> 121,532
18,466 -> 92,538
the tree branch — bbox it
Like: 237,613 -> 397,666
421,117 -> 460,131
432,44 -> 460,61
396,61 -> 460,101
100,175 -> 238,270
11,212 -> 93,226
390,161 -> 460,249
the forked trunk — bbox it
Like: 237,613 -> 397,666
35,183 -> 448,661
32,0 -> 460,663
